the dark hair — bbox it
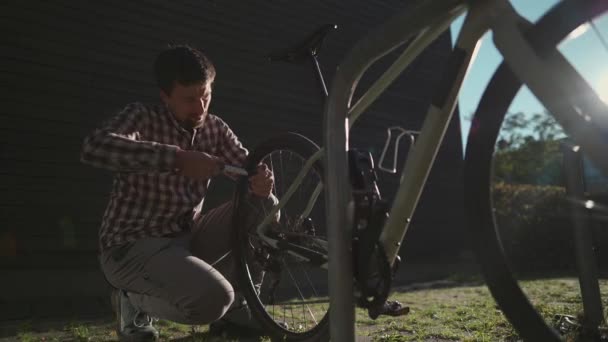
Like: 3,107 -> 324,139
154,45 -> 216,94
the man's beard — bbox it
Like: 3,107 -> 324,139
180,115 -> 205,130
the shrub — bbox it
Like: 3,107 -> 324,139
491,182 -> 578,273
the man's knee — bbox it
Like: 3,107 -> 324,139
179,281 -> 235,325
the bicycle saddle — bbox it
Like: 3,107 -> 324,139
268,24 -> 338,63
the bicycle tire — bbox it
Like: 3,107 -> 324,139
232,132 -> 330,341
464,0 -> 608,341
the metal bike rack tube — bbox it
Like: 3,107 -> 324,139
323,1 -> 465,340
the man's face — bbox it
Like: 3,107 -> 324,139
161,82 -> 212,129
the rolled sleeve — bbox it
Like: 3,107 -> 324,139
81,102 -> 181,172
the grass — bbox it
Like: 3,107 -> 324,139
356,281 -> 519,341
3,277 -> 606,341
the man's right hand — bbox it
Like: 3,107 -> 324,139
174,150 -> 224,180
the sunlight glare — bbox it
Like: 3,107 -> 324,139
564,23 -> 590,42
599,73 -> 608,103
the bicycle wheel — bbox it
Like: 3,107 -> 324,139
232,132 -> 330,341
465,0 -> 608,341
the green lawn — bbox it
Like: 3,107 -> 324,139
3,278 -> 606,341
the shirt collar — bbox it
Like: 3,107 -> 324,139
160,104 -> 198,134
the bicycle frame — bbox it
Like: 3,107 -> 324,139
250,0 -> 586,339
253,0 -> 470,265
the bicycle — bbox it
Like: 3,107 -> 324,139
228,0 -> 608,340
227,23 -> 414,341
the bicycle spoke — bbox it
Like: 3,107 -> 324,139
298,154 -> 304,211
278,151 -> 291,220
290,304 -> 296,332
302,300 -> 307,330
282,259 -> 319,325
299,262 -> 328,313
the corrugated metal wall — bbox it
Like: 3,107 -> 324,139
0,0 -> 464,308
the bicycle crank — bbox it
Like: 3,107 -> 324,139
348,149 -> 404,318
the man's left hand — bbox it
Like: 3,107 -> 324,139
249,163 -> 274,197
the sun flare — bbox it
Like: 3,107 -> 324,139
599,73 -> 608,103
565,23 -> 590,41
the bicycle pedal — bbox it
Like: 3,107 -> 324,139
554,314 -> 581,334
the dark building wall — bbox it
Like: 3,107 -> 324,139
0,0 -> 464,306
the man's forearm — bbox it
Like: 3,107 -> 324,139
81,131 -> 179,172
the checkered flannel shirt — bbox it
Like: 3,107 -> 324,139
81,102 -> 248,251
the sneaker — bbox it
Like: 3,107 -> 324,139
209,302 -> 290,338
209,303 -> 264,337
111,289 -> 159,342
368,299 -> 410,319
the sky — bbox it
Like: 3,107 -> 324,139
450,0 -> 608,148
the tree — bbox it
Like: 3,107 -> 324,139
489,110 -> 565,185
496,111 -> 565,150
493,139 -> 563,185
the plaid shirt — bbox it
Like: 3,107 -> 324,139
81,102 -> 248,251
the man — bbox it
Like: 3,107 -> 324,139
81,45 -> 274,341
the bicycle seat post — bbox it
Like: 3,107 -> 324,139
310,52 -> 329,98
267,24 -> 337,101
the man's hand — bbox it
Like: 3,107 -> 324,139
174,150 -> 224,180
249,163 -> 274,197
